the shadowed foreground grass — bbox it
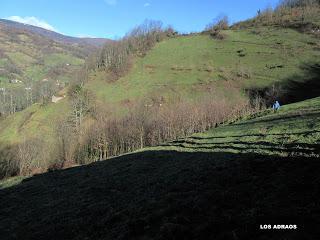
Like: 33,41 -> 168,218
0,151 -> 319,240
1,97 -> 320,240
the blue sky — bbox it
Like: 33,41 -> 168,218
0,0 -> 279,39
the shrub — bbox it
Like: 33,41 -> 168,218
210,30 -> 227,40
206,15 -> 229,31
205,15 -> 229,40
0,145 -> 19,179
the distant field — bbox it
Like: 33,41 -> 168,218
0,24 -> 86,88
43,53 -> 84,67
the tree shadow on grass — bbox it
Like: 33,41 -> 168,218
247,62 -> 320,105
165,140 -> 320,156
0,150 -> 319,240
188,129 -> 320,140
234,111 -> 320,126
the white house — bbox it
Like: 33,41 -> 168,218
52,95 -> 65,103
10,79 -> 23,84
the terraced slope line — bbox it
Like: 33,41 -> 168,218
0,97 -> 320,239
157,97 -> 320,158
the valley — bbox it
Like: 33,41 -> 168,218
0,0 -> 320,239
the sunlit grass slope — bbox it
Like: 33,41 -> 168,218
0,100 -> 70,144
87,27 -> 320,103
156,96 -> 320,158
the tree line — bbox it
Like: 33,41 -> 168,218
0,85 -> 264,179
0,80 -> 60,117
74,92 -> 261,164
95,20 -> 176,78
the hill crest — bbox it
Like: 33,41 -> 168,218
0,18 -> 111,48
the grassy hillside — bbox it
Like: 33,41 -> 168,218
87,27 -> 320,104
0,100 -> 69,143
0,21 -> 86,88
1,96 -> 319,239
0,25 -> 319,175
157,96 -> 320,157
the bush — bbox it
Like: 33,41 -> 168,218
0,145 -> 19,179
210,30 -> 227,40
205,15 -> 229,40
0,137 -> 49,179
206,15 -> 229,31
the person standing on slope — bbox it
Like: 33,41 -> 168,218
272,100 -> 281,111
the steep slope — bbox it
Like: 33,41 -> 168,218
1,97 -> 320,239
158,97 -> 320,157
87,27 -> 320,104
0,26 -> 319,172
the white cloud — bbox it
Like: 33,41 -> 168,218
144,3 -> 151,7
77,34 -> 97,38
5,16 -> 57,31
105,0 -> 117,5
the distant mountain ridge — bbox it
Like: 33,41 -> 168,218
0,17 -> 104,94
0,18 -> 110,48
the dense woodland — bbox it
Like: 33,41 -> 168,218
0,0 -> 320,178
